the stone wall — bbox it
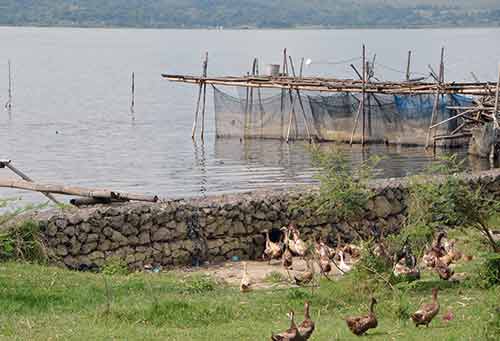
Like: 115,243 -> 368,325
36,169 -> 500,270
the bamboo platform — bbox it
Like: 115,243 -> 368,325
162,74 -> 497,96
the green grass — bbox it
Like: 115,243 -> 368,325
0,230 -> 498,340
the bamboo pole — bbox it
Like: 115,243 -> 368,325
289,56 -> 313,142
0,160 -> 60,204
280,49 -> 287,140
200,82 -> 207,140
130,72 -> 135,112
406,51 -> 412,82
493,63 -> 500,129
200,52 -> 208,140
5,60 -> 12,109
361,45 -> 366,146
0,178 -> 159,202
425,47 -> 444,149
299,58 -> 304,79
192,53 -> 208,139
244,72 -> 250,138
429,109 -> 475,129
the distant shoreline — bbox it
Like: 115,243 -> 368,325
1,24 -> 500,31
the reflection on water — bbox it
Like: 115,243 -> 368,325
0,27 -> 499,203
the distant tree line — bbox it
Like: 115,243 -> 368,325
0,0 -> 499,28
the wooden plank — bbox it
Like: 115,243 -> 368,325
0,178 -> 159,202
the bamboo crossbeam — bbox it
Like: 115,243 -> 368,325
0,178 -> 159,203
162,74 -> 495,96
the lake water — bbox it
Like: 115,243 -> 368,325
1,27 -> 499,202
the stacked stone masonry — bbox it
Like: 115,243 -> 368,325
36,169 -> 500,270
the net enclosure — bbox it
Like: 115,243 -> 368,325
213,85 -> 474,146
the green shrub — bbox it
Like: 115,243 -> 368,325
483,305 -> 500,340
475,253 -> 500,289
182,275 -> 217,294
0,220 -> 47,263
101,257 -> 129,276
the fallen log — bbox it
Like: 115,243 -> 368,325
0,178 -> 159,203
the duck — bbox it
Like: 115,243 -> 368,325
338,250 -> 352,274
343,244 -> 361,261
240,261 -> 252,292
294,259 -> 314,286
263,229 -> 283,263
411,288 -> 440,327
271,310 -> 305,341
393,258 -> 421,280
345,297 -> 378,336
291,228 -> 308,257
298,301 -> 315,340
423,232 -> 447,268
434,257 -> 454,280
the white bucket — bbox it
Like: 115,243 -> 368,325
266,64 -> 280,77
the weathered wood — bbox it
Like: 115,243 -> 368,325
429,109 -> 475,129
0,160 -> 60,204
130,72 -> 135,112
361,45 -> 366,145
494,63 -> 500,128
425,48 -> 445,148
5,60 -> 12,109
200,53 -> 208,140
163,74 -> 495,96
0,178 -> 159,202
406,50 -> 412,82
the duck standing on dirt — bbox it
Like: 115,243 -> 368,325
290,225 -> 308,257
271,310 -> 305,341
411,288 -> 440,327
263,229 -> 283,263
240,262 -> 252,292
294,259 -> 314,286
298,301 -> 315,339
345,297 -> 378,336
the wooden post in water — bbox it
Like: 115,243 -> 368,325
201,53 -> 208,140
406,50 -> 412,82
281,49 -> 288,140
192,53 -> 208,139
130,72 -> 135,113
426,47 -> 445,149
289,55 -> 313,143
361,45 -> 367,146
5,60 -> 12,109
493,63 -> 500,129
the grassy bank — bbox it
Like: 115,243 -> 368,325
0,230 -> 498,340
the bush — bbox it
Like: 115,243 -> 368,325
0,220 -> 47,263
291,146 -> 380,232
475,253 -> 500,289
101,257 -> 129,276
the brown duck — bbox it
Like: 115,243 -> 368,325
434,258 -> 454,280
271,310 -> 305,341
345,297 -> 378,336
294,259 -> 314,286
298,301 -> 315,340
411,288 -> 440,327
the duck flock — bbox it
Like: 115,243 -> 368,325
238,225 -> 468,339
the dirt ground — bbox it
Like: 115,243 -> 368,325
186,257 -> 345,290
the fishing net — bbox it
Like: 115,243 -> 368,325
213,85 -> 473,146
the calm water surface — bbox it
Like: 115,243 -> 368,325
1,27 -> 499,202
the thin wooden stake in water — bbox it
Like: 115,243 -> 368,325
361,45 -> 366,145
130,72 -> 135,112
192,53 -> 208,139
425,47 -> 445,149
493,63 -> 500,129
406,50 -> 412,82
5,60 -> 12,109
200,53 -> 208,140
